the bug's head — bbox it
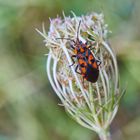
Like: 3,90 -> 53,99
79,41 -> 82,44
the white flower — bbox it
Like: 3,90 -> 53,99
37,12 -> 124,140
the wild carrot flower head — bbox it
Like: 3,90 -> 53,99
37,12 -> 123,135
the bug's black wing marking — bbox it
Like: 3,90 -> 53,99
96,59 -> 102,66
85,64 -> 99,83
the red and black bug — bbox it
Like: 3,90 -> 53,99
56,21 -> 101,84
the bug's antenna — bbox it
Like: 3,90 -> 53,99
56,38 -> 75,43
55,21 -> 82,43
77,20 -> 81,40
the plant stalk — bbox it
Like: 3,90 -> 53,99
98,129 -> 111,140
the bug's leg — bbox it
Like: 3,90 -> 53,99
88,45 -> 93,49
70,44 -> 75,50
96,59 -> 102,66
85,41 -> 92,49
75,65 -> 82,75
69,55 -> 76,67
82,77 -> 85,88
85,40 -> 92,47
85,40 -> 88,45
88,44 -> 97,51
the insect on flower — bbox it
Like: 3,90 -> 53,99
56,21 -> 101,85
37,13 -> 123,140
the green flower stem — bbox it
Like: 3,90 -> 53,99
98,129 -> 111,140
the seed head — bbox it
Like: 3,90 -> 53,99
37,12 -> 123,134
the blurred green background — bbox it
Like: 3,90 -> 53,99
0,0 -> 140,140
